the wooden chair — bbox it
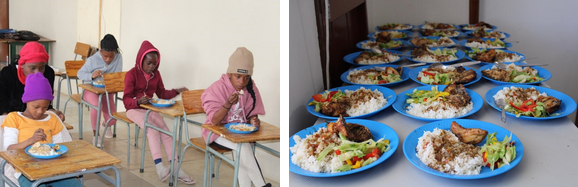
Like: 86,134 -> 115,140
74,42 -> 92,60
177,89 -> 232,179
102,72 -> 140,163
61,60 -> 85,139
54,42 -> 91,111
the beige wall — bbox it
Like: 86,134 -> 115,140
10,0 -> 280,183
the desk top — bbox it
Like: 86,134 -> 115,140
0,37 -> 56,43
202,122 -> 280,143
140,101 -> 184,117
78,83 -> 106,94
0,140 -> 121,180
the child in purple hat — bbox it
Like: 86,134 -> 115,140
1,72 -> 79,187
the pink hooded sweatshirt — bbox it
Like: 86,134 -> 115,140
201,74 -> 265,143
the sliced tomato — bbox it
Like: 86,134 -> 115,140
378,80 -> 388,84
422,71 -> 436,76
326,91 -> 338,102
335,149 -> 341,155
312,94 -> 326,102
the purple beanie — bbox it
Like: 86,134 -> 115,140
21,72 -> 54,103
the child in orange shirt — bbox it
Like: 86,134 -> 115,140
1,72 -> 80,187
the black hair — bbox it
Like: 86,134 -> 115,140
100,34 -> 119,52
245,77 -> 257,120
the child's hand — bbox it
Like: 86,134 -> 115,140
249,116 -> 261,128
137,96 -> 151,105
227,92 -> 239,106
31,128 -> 47,143
92,70 -> 103,79
176,87 -> 189,94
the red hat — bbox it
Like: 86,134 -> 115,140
17,42 -> 49,84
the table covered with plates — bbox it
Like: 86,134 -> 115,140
290,21 -> 578,184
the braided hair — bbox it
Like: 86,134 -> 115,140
100,34 -> 119,52
245,77 -> 257,120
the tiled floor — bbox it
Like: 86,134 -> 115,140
55,92 -> 280,187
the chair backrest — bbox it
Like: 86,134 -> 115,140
182,89 -> 206,115
74,42 -> 92,60
103,71 -> 127,93
64,60 -> 85,78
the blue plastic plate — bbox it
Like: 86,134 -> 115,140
150,99 -> 175,107
403,119 -> 523,179
392,85 -> 483,122
459,24 -> 498,31
356,39 -> 408,51
408,65 -> 481,86
375,24 -> 414,31
485,85 -> 577,120
306,85 -> 397,120
343,50 -> 405,66
408,36 -> 459,49
406,50 -> 465,64
478,63 -> 552,85
92,81 -> 105,88
340,65 -> 410,87
464,30 -> 510,39
460,39 -> 513,50
25,144 -> 68,159
417,30 -> 463,38
289,119 -> 399,177
418,23 -> 458,30
224,123 -> 258,134
465,49 -> 526,66
367,30 -> 413,40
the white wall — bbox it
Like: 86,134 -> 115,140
9,0 -> 78,67
289,0 -> 324,135
10,0 -> 280,183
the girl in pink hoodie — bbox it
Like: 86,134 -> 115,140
123,41 -> 194,184
201,47 -> 269,187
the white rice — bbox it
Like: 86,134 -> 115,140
479,31 -> 506,39
492,86 -> 548,104
414,55 -> 458,62
347,69 -> 377,84
462,26 -> 492,31
416,128 -> 484,175
360,41 -> 379,50
465,41 -> 504,48
356,53 -> 400,64
406,101 -> 473,119
422,23 -> 455,30
344,87 -> 387,117
426,37 -> 455,47
495,54 -> 521,62
290,127 -> 343,173
490,64 -> 537,75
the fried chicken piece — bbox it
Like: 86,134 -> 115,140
450,121 -> 488,144
467,38 -> 485,43
410,38 -> 428,47
411,45 -> 432,57
536,96 -> 561,114
474,49 -> 497,62
332,115 -> 373,142
321,100 -> 348,117
420,29 -> 435,36
377,32 -> 392,43
453,66 -> 477,84
482,68 -> 511,82
443,84 -> 471,107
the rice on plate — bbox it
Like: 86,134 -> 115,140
308,86 -> 391,118
410,46 -> 460,63
405,85 -> 473,119
464,38 -> 507,49
354,50 -> 401,64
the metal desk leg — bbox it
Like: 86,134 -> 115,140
0,160 -> 18,187
203,132 -> 212,187
232,143 -> 241,187
55,75 -> 65,110
140,110 -> 152,173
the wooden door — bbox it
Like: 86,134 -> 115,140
315,0 -> 368,89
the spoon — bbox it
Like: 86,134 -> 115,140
495,62 -> 548,69
496,98 -> 507,123
374,63 -> 426,71
430,61 -> 481,69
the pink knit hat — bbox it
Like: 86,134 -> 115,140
21,72 -> 54,103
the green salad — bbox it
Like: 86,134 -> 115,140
480,132 -> 516,170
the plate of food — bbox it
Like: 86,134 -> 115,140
464,30 -> 510,39
356,39 -> 407,51
403,119 -> 523,179
306,85 -> 396,120
150,99 -> 175,107
392,84 -> 483,121
418,23 -> 457,30
418,29 -> 463,38
340,65 -> 410,87
409,65 -> 481,86
460,38 -> 513,50
224,123 -> 258,134
290,118 -> 399,177
367,30 -> 413,40
25,142 -> 68,159
406,46 -> 465,64
375,23 -> 414,31
343,50 -> 404,66
459,22 -> 497,31
479,63 -> 551,85
92,80 -> 105,88
409,36 -> 458,49
465,48 -> 525,65
485,85 -> 577,120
